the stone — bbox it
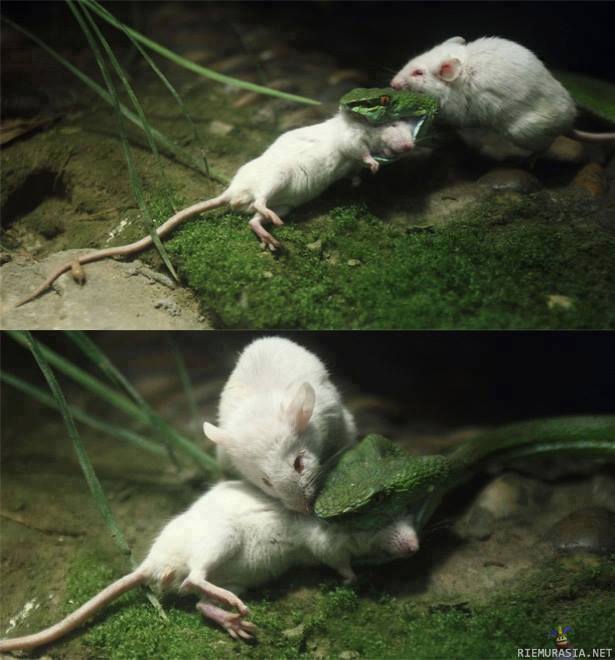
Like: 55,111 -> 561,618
208,120 -> 234,137
545,136 -> 586,163
549,507 -> 615,555
547,294 -> 574,310
571,163 -> 606,198
0,249 -> 210,330
478,168 -> 541,194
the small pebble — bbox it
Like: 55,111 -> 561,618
478,168 -> 541,194
547,294 -> 574,310
208,120 -> 234,137
549,507 -> 615,555
282,623 -> 305,639
306,239 -> 322,252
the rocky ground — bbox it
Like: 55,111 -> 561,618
1,335 -> 614,658
1,3 -> 614,329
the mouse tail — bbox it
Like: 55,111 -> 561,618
570,129 -> 615,143
13,192 -> 230,308
0,570 -> 145,652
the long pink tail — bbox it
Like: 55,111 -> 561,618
0,570 -> 144,652
571,129 -> 615,143
14,194 -> 228,308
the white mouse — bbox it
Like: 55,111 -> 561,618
204,337 -> 357,513
390,36 -> 615,160
16,112 -> 415,307
0,480 -> 419,652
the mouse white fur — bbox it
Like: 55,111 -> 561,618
0,480 -> 419,652
204,337 -> 357,513
15,113 -> 415,307
391,36 -> 615,160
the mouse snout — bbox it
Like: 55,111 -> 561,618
390,78 -> 404,91
402,142 -> 413,152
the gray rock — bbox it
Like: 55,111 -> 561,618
478,168 -> 541,194
548,507 -> 615,555
0,249 -> 210,330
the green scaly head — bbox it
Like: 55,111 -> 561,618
340,87 -> 438,126
340,87 -> 439,163
314,434 -> 451,531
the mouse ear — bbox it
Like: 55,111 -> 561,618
445,36 -> 466,45
203,422 -> 232,446
437,58 -> 462,82
283,382 -> 315,433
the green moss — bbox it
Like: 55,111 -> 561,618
554,71 -> 615,123
162,190 -> 615,329
58,553 -> 614,659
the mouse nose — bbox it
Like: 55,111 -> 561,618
403,142 -> 413,152
390,79 -> 403,90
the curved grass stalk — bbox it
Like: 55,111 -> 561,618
167,336 -> 199,429
65,331 -> 180,468
84,1 -> 321,106
67,0 -> 178,282
23,332 -> 133,559
84,0 -> 209,175
7,331 -> 219,474
0,371 -> 165,457
0,16 -> 228,184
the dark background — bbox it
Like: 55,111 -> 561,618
2,332 -> 614,428
2,1 -> 614,82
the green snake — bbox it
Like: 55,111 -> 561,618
314,415 -> 615,533
340,86 -> 439,162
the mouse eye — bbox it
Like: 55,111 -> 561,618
293,455 -> 305,474
411,69 -> 424,77
262,477 -> 273,488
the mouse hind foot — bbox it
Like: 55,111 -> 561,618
196,601 -> 257,641
181,575 -> 249,615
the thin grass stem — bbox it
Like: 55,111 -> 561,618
23,332 -> 133,559
84,2 -> 321,106
0,371 -> 165,457
67,0 -> 179,282
7,331 -> 219,474
85,0 -> 209,175
1,16 -> 228,184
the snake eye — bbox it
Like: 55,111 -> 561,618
379,95 -> 391,105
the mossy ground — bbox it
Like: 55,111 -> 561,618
59,552 -> 615,659
159,189 -> 615,329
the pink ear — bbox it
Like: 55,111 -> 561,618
203,422 -> 232,446
438,58 -> 462,82
284,383 -> 315,433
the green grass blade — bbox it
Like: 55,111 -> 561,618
85,0 -> 210,175
0,16 -> 228,184
84,1 -> 320,106
7,331 -> 219,474
23,332 -> 132,559
65,331 -> 147,405
65,331 -> 180,468
67,1 -> 179,283
0,371 -> 165,457
8,330 -> 150,423
168,336 -> 199,429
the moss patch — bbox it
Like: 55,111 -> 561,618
53,551 -> 614,659
162,190 -> 615,329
